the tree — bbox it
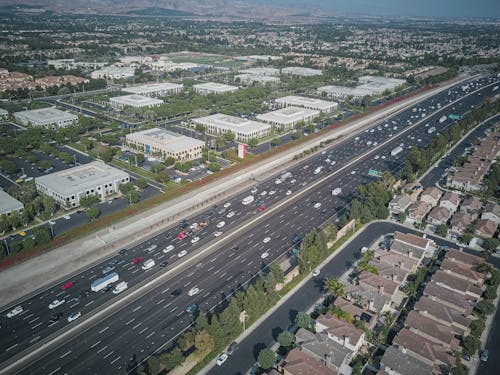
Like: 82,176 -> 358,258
86,207 -> 100,220
165,156 -> 176,166
125,191 -> 140,204
277,330 -> 294,348
119,182 -> 135,195
462,335 -> 480,356
322,223 -> 338,242
159,346 -> 184,371
155,170 -> 170,183
324,278 -> 346,298
79,194 -> 100,208
257,348 -> 276,370
397,212 -> 406,223
484,284 -> 497,300
435,224 -> 448,237
23,236 -> 36,250
178,331 -> 195,351
295,311 -> 311,329
42,196 -> 56,216
483,238 -> 499,252
146,356 -> 160,375
194,328 -> 214,354
475,300 -> 495,316
136,178 -> 148,190
461,233 -> 473,245
219,298 -> 242,340
271,137 -> 281,146
150,164 -> 165,174
223,131 -> 235,142
34,227 -> 51,244
248,138 -> 258,147
195,312 -> 210,333
208,162 -> 221,172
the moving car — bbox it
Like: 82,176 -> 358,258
480,349 -> 489,362
177,250 -> 187,258
18,231 -> 26,237
188,287 -> 200,296
131,257 -> 143,265
159,261 -> 168,268
191,236 -> 200,244
258,205 -> 266,212
261,251 -> 269,259
163,245 -> 175,253
223,202 -> 231,208
171,289 -> 181,297
226,211 -> 235,218
177,231 -> 186,239
6,306 -> 23,318
146,244 -> 157,252
216,353 -> 228,366
260,190 -> 267,196
286,190 -> 292,196
214,231 -> 222,237
263,237 -> 271,243
102,266 -> 115,274
227,341 -> 239,355
313,202 -> 322,209
190,223 -> 198,230
141,258 -> 155,270
61,281 -> 74,290
49,313 -> 63,324
63,215 -> 71,220
186,303 -> 198,313
331,188 -> 342,196
49,299 -> 66,309
217,221 -> 226,228
67,312 -> 81,322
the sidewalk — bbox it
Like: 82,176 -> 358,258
0,79 -> 466,308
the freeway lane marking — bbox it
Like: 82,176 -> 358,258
29,336 -> 41,344
139,327 -> 148,335
170,306 -> 178,313
161,287 -> 170,294
207,265 -> 215,272
6,344 -> 18,352
156,298 -> 165,305
183,281 -> 191,287
146,331 -> 155,339
28,317 -> 39,324
125,318 -> 135,326
59,350 -> 71,359
187,272 -> 194,277
48,367 -> 61,375
23,313 -> 34,320
90,340 -> 101,348
110,356 -> 121,365
132,322 -> 142,330
103,351 -> 114,359
88,274 -> 98,280
84,300 -> 94,307
132,306 -> 142,312
32,322 -> 42,329
176,311 -> 183,317
70,302 -> 79,308
219,272 -> 226,279
97,345 -> 108,354
99,326 -> 109,334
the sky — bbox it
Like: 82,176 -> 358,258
258,0 -> 500,18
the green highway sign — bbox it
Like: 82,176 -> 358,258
368,169 -> 382,177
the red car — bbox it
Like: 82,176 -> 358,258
61,281 -> 74,290
258,205 -> 266,212
131,257 -> 143,265
177,231 -> 186,239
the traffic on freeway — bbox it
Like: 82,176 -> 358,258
1,74 -> 499,374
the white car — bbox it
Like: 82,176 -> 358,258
367,141 -> 373,146
286,190 -> 292,196
49,299 -> 66,309
177,250 -> 187,258
163,245 -> 175,253
355,136 -> 360,141
48,220 -> 56,225
330,161 -> 336,166
63,215 -> 71,220
313,202 -> 322,209
6,306 -> 23,318
190,223 -> 198,230
263,237 -> 271,243
381,155 -> 386,159
67,311 -> 81,322
191,236 -> 200,244
223,202 -> 231,208
374,155 -> 380,160
331,188 -> 342,196
146,244 -> 157,252
350,170 -> 356,175
188,287 -> 200,296
275,179 -> 282,185
261,251 -> 269,259
260,191 -> 267,196
312,269 -> 320,277
217,221 -> 226,228
251,188 -> 258,194
373,142 -> 378,146
269,190 -> 276,195
214,231 -> 223,237
226,211 -> 235,218
217,353 -> 229,366
290,179 -> 296,184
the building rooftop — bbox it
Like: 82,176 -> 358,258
414,296 -> 471,334
423,283 -> 474,316
35,161 -> 129,196
110,94 -> 163,106
126,128 -> 204,153
315,313 -> 364,344
193,82 -> 238,92
281,347 -> 338,375
192,113 -> 270,134
445,248 -> 483,268
256,106 -> 319,124
14,107 -> 77,124
380,346 -> 434,375
358,271 -> 399,297
122,82 -> 183,95
275,95 -> 337,111
432,270 -> 483,298
405,311 -> 460,349
238,67 -> 280,76
0,189 -> 24,215
393,231 -> 431,250
281,67 -> 323,76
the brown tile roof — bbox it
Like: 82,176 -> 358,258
393,231 -> 430,249
380,346 -> 434,375
428,206 -> 451,222
423,283 -> 474,316
405,311 -> 460,349
445,248 -> 483,268
358,271 -> 399,297
315,313 -> 364,344
460,196 -> 482,212
281,348 -> 338,375
369,258 -> 409,283
408,200 -> 431,219
475,218 -> 498,238
373,249 -> 419,272
441,191 -> 461,205
432,270 -> 483,298
332,298 -> 375,327
414,296 -> 471,334
450,212 -> 472,232
440,258 -> 484,285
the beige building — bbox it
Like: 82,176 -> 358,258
275,95 -> 338,113
14,107 -> 78,129
125,128 -> 204,161
192,113 -> 271,142
256,106 -> 319,131
192,82 -> 238,95
109,94 -> 164,109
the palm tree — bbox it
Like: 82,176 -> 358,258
324,278 -> 346,298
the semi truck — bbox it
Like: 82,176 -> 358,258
391,146 -> 403,156
276,172 -> 292,184
439,115 -> 447,123
91,272 -> 119,292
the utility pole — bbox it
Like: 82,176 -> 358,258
4,239 -> 10,255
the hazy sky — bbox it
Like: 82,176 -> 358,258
260,0 -> 500,18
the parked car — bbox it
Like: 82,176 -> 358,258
216,353 -> 228,366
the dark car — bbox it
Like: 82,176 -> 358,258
461,353 -> 471,361
171,288 -> 181,297
118,249 -> 127,255
49,313 -> 63,323
227,341 -> 239,355
159,261 -> 168,268
480,349 -> 489,362
101,284 -> 114,293
231,245 -> 239,251
186,304 -> 198,313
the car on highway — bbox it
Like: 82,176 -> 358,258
350,170 -> 356,175
216,353 -> 228,366
269,190 -> 276,195
331,188 -> 342,196
290,179 -> 296,184
263,237 -> 271,243
214,231 -> 222,237
258,205 -> 266,212
226,211 -> 235,218
102,266 -> 115,274
177,250 -> 187,258
63,215 -> 71,220
261,251 -> 269,259
312,269 -> 320,277
313,202 -> 322,209
191,236 -> 200,244
67,312 -> 81,322
188,287 -> 200,296
163,245 -> 175,253
6,306 -> 23,318
146,244 -> 157,252
131,257 -> 143,265
190,223 -> 198,230
260,190 -> 267,196
217,221 -> 226,228
171,289 -> 181,297
251,188 -> 258,194
49,313 -> 63,324
177,231 -> 186,239
227,341 -> 239,355
223,202 -> 231,208
286,190 -> 292,196
186,303 -> 198,314
118,249 -> 127,255
159,261 -> 168,268
49,299 -> 66,309
61,281 -> 74,290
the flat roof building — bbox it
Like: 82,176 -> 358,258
318,76 -> 406,100
193,82 -> 239,95
35,161 -> 130,208
275,95 -> 338,113
192,114 -> 271,142
90,65 -> 135,80
281,67 -> 323,76
0,189 -> 24,216
237,67 -> 280,76
256,106 -> 320,131
234,74 -> 280,85
109,94 -> 163,109
122,82 -> 183,97
317,85 -> 373,100
14,107 -> 78,129
125,128 -> 204,161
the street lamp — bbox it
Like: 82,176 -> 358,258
3,239 -> 10,256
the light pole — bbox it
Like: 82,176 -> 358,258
49,222 -> 54,238
3,239 -> 10,255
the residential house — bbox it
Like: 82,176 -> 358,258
406,201 -> 431,223
344,283 -> 391,316
393,328 -> 456,370
427,206 -> 451,226
369,258 -> 410,283
279,347 -> 338,375
460,196 -> 482,217
378,346 -> 433,375
474,218 -> 498,239
445,248 -> 484,269
388,194 -> 412,215
392,231 -> 435,257
481,203 -> 500,225
358,271 -> 400,301
431,271 -> 483,301
402,181 -> 424,202
332,297 -> 377,330
423,283 -> 474,316
315,314 -> 365,353
294,329 -> 351,374
439,191 -> 461,214
440,258 -> 484,287
450,212 -> 472,235
372,249 -> 420,273
420,187 -> 443,207
405,311 -> 460,350
414,296 -> 471,336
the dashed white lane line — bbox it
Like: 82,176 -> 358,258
156,298 -> 165,305
207,265 -> 215,272
110,356 -> 121,365
161,287 -> 170,294
139,327 -> 148,335
29,336 -> 41,344
23,313 -> 34,320
132,322 -> 143,330
32,322 -> 42,329
48,367 -> 61,375
70,302 -> 79,308
132,306 -> 142,312
90,340 -> 101,349
99,326 -> 109,334
6,344 -> 18,352
103,351 -> 114,359
125,318 -> 135,326
84,300 -> 94,307
97,345 -> 108,354
28,317 -> 39,324
146,331 -> 155,339
59,350 -> 71,359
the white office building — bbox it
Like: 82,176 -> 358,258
122,82 -> 183,97
193,82 -> 239,95
317,85 -> 373,100
256,106 -> 320,131
281,67 -> 323,76
275,96 -> 338,113
35,161 -> 130,208
125,128 -> 205,161
192,114 -> 271,142
90,66 -> 135,80
0,108 -> 8,120
318,76 -> 406,100
0,189 -> 24,216
235,74 -> 280,85
109,94 -> 164,109
238,67 -> 280,76
14,107 -> 78,129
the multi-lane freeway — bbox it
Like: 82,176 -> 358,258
1,74 -> 499,374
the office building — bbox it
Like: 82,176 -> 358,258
256,106 -> 319,131
109,94 -> 164,109
14,107 -> 78,129
275,95 -> 338,113
193,82 -> 239,95
0,189 -> 24,216
122,82 -> 183,97
192,114 -> 271,142
281,67 -> 323,76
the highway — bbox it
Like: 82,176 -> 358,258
1,74 -> 498,374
